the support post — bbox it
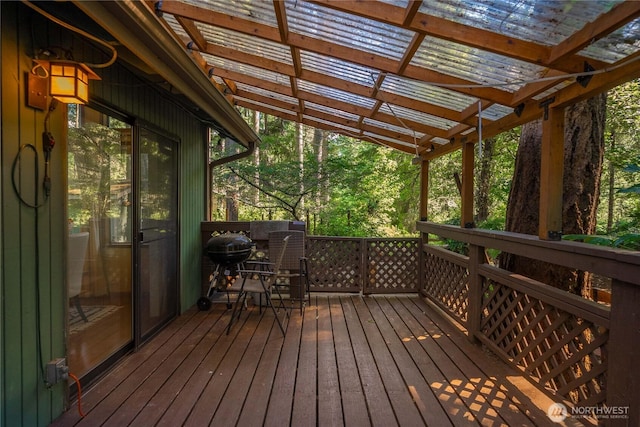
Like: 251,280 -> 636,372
467,244 -> 484,343
539,105 -> 564,240
461,142 -> 474,228
606,279 -> 640,426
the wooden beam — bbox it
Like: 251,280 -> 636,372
402,63 -> 514,106
312,0 -> 607,74
161,1 -> 281,42
402,1 -> 422,27
165,0 -> 514,105
510,69 -> 569,106
548,1 -> 640,65
448,52 -> 640,152
201,42 -> 296,76
552,53 -> 640,109
461,141 -> 475,228
539,105 -> 564,240
175,16 -> 207,51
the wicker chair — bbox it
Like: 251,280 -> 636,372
268,230 -> 310,314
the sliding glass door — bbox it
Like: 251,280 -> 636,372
67,106 -> 179,381
67,105 -> 133,379
137,128 -> 178,340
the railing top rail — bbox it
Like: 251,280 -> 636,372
417,221 -> 640,286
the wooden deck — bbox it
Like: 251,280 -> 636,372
52,295 -> 576,426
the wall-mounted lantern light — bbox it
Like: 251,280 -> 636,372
49,61 -> 99,104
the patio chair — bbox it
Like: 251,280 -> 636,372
226,235 -> 290,335
268,230 -> 310,315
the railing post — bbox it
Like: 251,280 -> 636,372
467,243 -> 484,343
360,238 -> 368,294
606,279 -> 640,426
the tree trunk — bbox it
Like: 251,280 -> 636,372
223,138 -> 239,221
296,122 -> 305,213
607,130 -> 615,233
253,110 -> 261,205
476,137 -> 495,222
501,94 -> 606,296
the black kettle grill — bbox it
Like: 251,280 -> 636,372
205,233 -> 253,265
198,233 -> 253,310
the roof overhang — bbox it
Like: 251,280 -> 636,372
73,0 -> 259,148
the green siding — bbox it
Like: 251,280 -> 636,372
1,3 -> 210,425
1,3 -> 67,426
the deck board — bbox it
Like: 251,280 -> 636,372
328,297 -> 370,426
52,295 -> 572,427
316,298 -> 344,427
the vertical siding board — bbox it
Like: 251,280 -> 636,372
48,105 -> 68,419
2,3 -> 67,425
2,4 -> 25,424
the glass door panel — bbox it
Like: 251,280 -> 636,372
67,105 -> 133,378
138,128 -> 178,339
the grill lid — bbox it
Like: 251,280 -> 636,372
205,233 -> 253,264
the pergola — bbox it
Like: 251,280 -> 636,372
80,0 -> 640,238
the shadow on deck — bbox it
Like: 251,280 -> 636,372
52,295 -> 582,426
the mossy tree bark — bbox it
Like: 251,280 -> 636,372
501,94 -> 606,296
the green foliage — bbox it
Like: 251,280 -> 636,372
210,113 -> 419,236
210,78 -> 639,239
598,79 -> 640,230
563,233 -> 640,250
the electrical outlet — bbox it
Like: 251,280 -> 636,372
46,358 -> 69,386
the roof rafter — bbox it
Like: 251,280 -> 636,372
160,0 -> 515,105
155,0 -> 640,156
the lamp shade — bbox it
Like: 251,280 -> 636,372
49,61 -> 99,104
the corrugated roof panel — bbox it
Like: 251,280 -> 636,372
480,103 -> 513,121
377,103 -> 459,130
286,0 -> 414,61
412,35 -> 546,90
362,131 -> 418,149
180,0 -> 277,27
300,51 -> 380,87
298,80 -> 376,109
431,137 -> 450,145
303,115 -> 362,134
235,82 -> 298,105
580,18 -> 640,63
304,102 -> 361,122
380,74 -> 478,111
237,97 -> 295,116
163,14 -> 188,37
202,53 -> 291,86
379,0 -> 410,7
197,24 -> 292,66
362,117 -> 426,139
421,1 -> 623,46
532,79 -> 574,101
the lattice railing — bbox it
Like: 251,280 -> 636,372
364,238 -> 419,294
306,237 -> 363,292
479,273 -> 609,406
422,245 -> 469,324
